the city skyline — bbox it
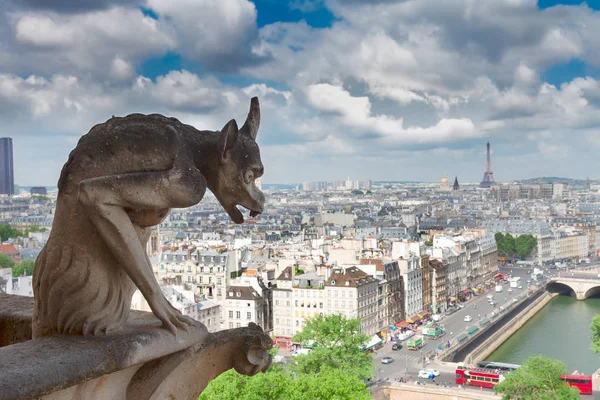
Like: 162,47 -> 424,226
1,1 -> 600,186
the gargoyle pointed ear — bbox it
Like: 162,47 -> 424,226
218,119 -> 239,162
240,97 -> 260,141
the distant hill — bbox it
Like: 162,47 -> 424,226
262,183 -> 297,190
519,177 -> 586,184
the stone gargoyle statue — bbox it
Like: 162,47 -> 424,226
25,97 -> 272,399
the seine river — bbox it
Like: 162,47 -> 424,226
488,295 -> 600,375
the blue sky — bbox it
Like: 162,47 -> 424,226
2,0 -> 600,185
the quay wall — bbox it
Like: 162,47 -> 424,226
463,292 -> 558,364
440,287 -> 546,363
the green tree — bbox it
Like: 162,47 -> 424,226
289,366 -> 371,400
0,224 -> 23,241
495,232 -> 506,257
200,364 -> 370,400
201,314 -> 373,400
515,234 -> 537,259
0,253 -> 14,270
590,314 -> 600,354
291,314 -> 373,380
12,259 -> 35,277
495,355 -> 580,400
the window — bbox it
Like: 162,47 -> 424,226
236,323 -> 241,328
207,319 -> 211,326
247,312 -> 251,320
229,311 -> 233,318
217,278 -> 222,285
229,322 -> 233,329
286,301 -> 290,306
276,300 -> 279,306
199,276 -> 203,283
236,311 -> 241,319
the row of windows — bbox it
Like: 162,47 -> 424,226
456,374 -> 499,383
228,311 -> 253,320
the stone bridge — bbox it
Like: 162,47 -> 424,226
546,276 -> 600,300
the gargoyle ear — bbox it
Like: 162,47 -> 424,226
240,97 -> 260,141
218,119 -> 239,162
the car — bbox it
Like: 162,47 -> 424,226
457,304 -> 464,309
518,285 -> 523,289
381,357 -> 394,364
464,315 -> 472,322
418,370 -> 436,379
392,343 -> 402,351
490,302 -> 497,307
508,288 -> 513,293
486,294 -> 494,300
445,308 -> 456,316
425,369 -> 440,377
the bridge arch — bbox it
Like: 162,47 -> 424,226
545,282 -> 576,298
583,285 -> 600,299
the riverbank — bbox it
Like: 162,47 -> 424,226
463,291 -> 558,364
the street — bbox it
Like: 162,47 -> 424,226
370,267 -> 539,390
370,264 -> 600,396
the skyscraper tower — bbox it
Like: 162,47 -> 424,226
0,138 -> 14,196
480,141 -> 496,188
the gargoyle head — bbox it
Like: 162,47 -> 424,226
211,97 -> 265,224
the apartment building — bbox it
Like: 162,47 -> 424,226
325,267 -> 379,336
222,273 -> 272,333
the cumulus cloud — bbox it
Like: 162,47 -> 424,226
2,0 -> 600,184
146,0 -> 269,71
305,83 -> 479,144
4,7 -> 173,78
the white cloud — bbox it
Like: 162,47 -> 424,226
6,7 -> 174,78
145,0 -> 264,69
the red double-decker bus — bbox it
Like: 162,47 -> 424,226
455,365 -> 506,389
562,374 -> 593,395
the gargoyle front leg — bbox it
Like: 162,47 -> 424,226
78,166 -> 206,335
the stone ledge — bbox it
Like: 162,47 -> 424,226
0,294 -> 272,400
0,293 -> 33,347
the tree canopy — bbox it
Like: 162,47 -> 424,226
200,314 -> 372,400
0,253 -> 14,270
291,314 -> 373,379
0,224 -> 23,242
590,314 -> 600,354
495,233 -> 537,260
494,355 -> 580,400
12,260 -> 34,277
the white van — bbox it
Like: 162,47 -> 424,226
495,285 -> 503,293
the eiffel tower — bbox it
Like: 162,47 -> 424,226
480,141 -> 496,188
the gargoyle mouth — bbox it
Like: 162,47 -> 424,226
228,204 -> 262,224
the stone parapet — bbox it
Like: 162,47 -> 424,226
373,382 -> 501,400
0,294 -> 272,400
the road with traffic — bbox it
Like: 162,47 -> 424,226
370,266 -> 541,390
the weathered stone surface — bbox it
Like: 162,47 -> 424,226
33,97 -> 264,338
0,298 -> 272,400
0,293 -> 33,347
